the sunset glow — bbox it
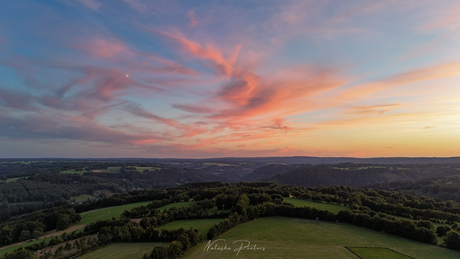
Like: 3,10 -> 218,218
1,0 -> 460,158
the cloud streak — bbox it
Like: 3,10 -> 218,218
1,0 -> 460,158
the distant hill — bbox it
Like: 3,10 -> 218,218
367,173 -> 460,202
264,163 -> 460,188
241,164 -> 312,182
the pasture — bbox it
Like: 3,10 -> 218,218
182,217 -> 460,259
77,201 -> 154,225
158,201 -> 195,211
348,247 -> 413,259
5,177 -> 20,183
283,197 -> 350,214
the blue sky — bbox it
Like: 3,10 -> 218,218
1,0 -> 460,158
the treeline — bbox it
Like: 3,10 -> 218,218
369,174 -> 460,202
0,165 -> 222,222
264,163 -> 460,188
5,181 -> 460,257
0,206 -> 80,245
205,196 -> 437,245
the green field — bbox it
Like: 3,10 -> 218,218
0,236 -> 56,257
160,219 -> 223,240
284,198 -> 350,214
72,194 -> 97,202
182,217 -> 460,259
158,201 -> 195,211
60,169 -> 86,175
91,167 -> 121,173
348,247 -> 413,259
5,177 -> 20,183
77,201 -> 154,225
77,242 -> 167,259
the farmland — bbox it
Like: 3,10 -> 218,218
157,201 -> 195,211
77,201 -> 154,225
284,197 -> 350,214
183,217 -> 460,259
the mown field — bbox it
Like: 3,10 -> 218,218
182,217 -> 460,259
284,197 -> 350,214
348,247 -> 412,259
157,201 -> 195,211
77,242 -> 167,259
160,219 -> 222,240
77,201 -> 154,225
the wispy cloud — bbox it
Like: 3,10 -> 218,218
76,0 -> 101,11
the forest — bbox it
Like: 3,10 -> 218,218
2,182 -> 460,258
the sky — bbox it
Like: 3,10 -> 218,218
0,0 -> 460,158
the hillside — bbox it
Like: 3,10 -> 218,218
241,164 -> 312,181
264,164 -> 460,188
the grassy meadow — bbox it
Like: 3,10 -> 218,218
77,201 -> 153,225
348,247 -> 413,259
284,197 -> 350,214
182,217 -> 460,259
157,201 -> 195,211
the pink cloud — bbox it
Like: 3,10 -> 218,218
141,26 -> 239,77
172,104 -> 213,114
211,65 -> 347,120
422,2 -> 460,31
76,38 -> 128,58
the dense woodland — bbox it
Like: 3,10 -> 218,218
2,182 -> 460,258
3,159 -> 460,258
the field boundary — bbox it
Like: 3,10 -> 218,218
345,247 -> 415,259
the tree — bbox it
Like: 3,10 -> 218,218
3,247 -> 34,259
0,225 -> 13,245
445,230 -> 460,250
437,226 -> 451,236
18,230 -> 30,242
56,217 -> 70,231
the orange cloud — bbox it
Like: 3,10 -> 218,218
141,26 -> 238,77
212,66 -> 347,120
327,62 -> 460,107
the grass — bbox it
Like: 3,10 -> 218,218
77,242 -> 167,259
160,219 -> 223,240
158,201 -> 195,211
5,177 -> 20,183
182,217 -> 460,259
77,201 -> 154,225
284,197 -> 350,214
348,247 -> 413,259
72,194 -> 97,202
90,167 -> 123,173
60,169 -> 86,175
0,236 -> 56,257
